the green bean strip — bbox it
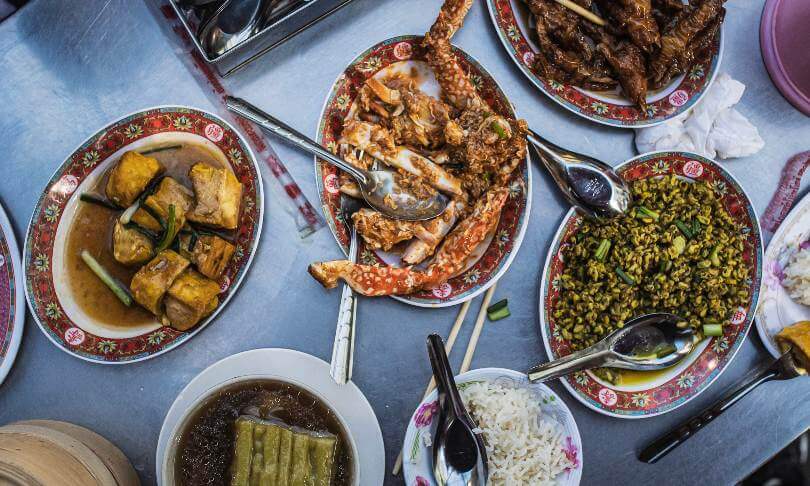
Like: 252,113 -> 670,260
674,219 -> 694,239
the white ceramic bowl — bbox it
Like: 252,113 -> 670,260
157,348 -> 384,485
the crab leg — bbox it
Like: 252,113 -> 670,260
341,120 -> 463,195
308,261 -> 429,296
402,200 -> 462,265
308,187 -> 508,296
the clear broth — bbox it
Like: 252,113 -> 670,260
63,143 -> 226,329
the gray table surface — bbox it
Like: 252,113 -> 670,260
1,0 -> 808,484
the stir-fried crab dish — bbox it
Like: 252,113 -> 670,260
525,0 -> 726,108
309,0 -> 528,297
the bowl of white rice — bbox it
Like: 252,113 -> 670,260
402,368 -> 582,486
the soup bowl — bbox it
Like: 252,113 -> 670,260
157,348 -> 385,485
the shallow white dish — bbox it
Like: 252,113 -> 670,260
0,200 -> 24,386
402,367 -> 582,486
757,192 -> 810,357
156,348 -> 385,486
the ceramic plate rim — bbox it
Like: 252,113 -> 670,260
538,150 -> 763,418
401,367 -> 583,485
756,191 -> 810,358
485,0 -> 725,128
0,201 -> 24,386
313,34 -> 532,308
22,105 -> 265,364
155,348 -> 385,486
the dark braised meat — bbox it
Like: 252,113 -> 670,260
523,0 -> 726,109
528,0 -> 617,90
648,0 -> 726,88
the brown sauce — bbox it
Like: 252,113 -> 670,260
64,143 -> 225,328
174,380 -> 354,486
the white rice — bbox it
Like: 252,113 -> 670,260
784,247 -> 810,306
460,381 -> 573,485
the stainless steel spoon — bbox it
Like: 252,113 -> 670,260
639,349 -> 805,464
427,334 -> 488,486
527,129 -> 632,220
199,0 -> 265,58
226,96 -> 449,221
528,313 -> 697,382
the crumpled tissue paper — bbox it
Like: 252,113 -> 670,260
635,73 -> 765,159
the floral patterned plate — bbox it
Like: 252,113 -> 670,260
757,192 -> 810,358
402,367 -> 582,486
540,151 -> 762,418
24,106 -> 264,364
485,0 -> 724,128
0,201 -> 24,386
315,35 -> 531,307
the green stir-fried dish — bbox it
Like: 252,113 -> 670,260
554,175 -> 750,355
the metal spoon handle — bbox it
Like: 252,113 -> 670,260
427,334 -> 465,417
225,96 -> 368,183
330,227 -> 358,385
639,356 -> 785,464
527,346 -> 613,383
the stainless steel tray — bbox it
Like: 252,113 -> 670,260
169,0 -> 354,76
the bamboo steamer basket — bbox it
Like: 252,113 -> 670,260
0,420 -> 140,486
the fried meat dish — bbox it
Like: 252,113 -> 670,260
525,0 -> 726,108
309,0 -> 527,297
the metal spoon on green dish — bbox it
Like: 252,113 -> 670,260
527,313 -> 698,383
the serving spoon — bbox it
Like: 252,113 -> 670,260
427,334 -> 488,486
527,313 -> 697,382
527,129 -> 632,220
226,96 -> 449,221
639,349 -> 805,463
199,0 -> 266,58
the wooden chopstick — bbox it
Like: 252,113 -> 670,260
460,285 -> 497,374
391,299 -> 472,475
554,0 -> 606,26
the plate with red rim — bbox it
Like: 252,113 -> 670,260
24,106 -> 264,364
315,35 -> 531,307
0,201 -> 24,385
485,0 -> 724,128
539,151 -> 762,418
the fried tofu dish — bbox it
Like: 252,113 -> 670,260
309,0 -> 527,297
76,145 -> 242,331
525,0 -> 726,108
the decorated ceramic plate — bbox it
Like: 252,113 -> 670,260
402,367 -> 582,486
24,106 -> 263,364
540,151 -> 762,418
157,348 -> 385,486
486,0 -> 724,128
757,192 -> 810,358
0,201 -> 24,385
315,35 -> 531,307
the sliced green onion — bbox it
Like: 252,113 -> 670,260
655,344 -> 677,359
80,193 -> 118,210
81,250 -> 132,306
138,144 -> 182,155
710,245 -> 721,267
155,204 -> 177,253
594,238 -> 611,262
703,323 -> 723,337
487,299 -> 510,321
692,218 -> 701,236
124,222 -> 159,242
615,266 -> 635,285
674,219 -> 694,239
634,206 -> 660,221
491,121 -> 507,140
119,201 -> 140,224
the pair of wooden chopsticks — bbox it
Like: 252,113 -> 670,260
391,284 -> 498,475
554,0 -> 606,26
